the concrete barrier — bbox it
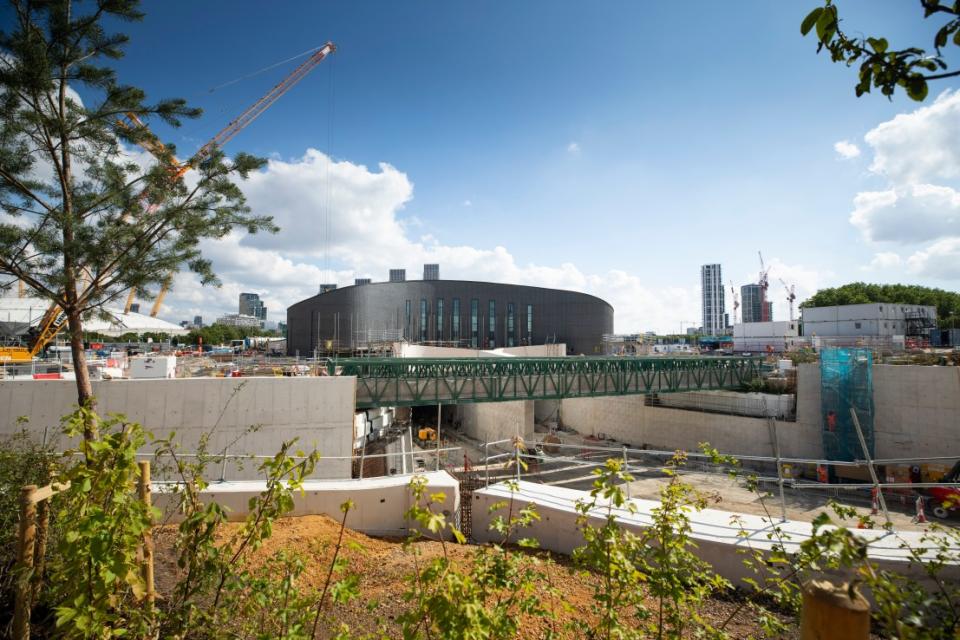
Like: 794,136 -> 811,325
154,470 -> 460,538
0,376 -> 357,479
471,481 -> 960,586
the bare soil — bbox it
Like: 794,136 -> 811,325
154,514 -> 797,639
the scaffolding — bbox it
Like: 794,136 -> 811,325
820,348 -> 874,462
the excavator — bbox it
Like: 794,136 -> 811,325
0,43 -> 336,363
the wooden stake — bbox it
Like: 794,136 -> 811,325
30,497 -> 50,606
138,461 -> 155,608
13,485 -> 38,640
800,578 -> 870,640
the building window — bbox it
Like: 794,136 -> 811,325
507,302 -> 515,347
470,299 -> 479,348
855,322 -> 862,329
452,298 -> 461,343
526,304 -> 533,343
405,300 -> 411,340
436,298 -> 444,341
420,299 -> 429,342
488,300 -> 496,348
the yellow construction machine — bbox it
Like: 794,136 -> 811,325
417,427 -> 438,443
0,304 -> 68,363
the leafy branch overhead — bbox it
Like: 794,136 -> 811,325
801,1 -> 960,101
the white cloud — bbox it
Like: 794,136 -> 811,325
158,148 -> 701,333
849,184 -> 960,243
566,142 -> 580,154
833,140 -> 861,159
843,91 -> 960,279
861,252 -> 902,271
906,238 -> 960,279
864,90 -> 960,185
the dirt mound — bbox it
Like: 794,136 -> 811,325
154,514 -> 790,639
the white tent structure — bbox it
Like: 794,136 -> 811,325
0,296 -> 187,339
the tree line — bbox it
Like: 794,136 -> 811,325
801,283 -> 960,323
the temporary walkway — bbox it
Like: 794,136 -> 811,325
328,356 -> 765,408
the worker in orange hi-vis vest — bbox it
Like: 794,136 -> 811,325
825,410 -> 837,433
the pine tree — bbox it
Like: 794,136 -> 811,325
0,0 -> 275,439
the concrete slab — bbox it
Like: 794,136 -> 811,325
472,481 -> 960,586
153,470 -> 459,538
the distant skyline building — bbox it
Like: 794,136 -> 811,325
423,264 -> 440,280
238,292 -> 267,327
700,264 -> 725,336
216,313 -> 261,328
354,278 -> 371,286
319,284 -> 337,294
389,269 -> 406,282
741,284 -> 763,323
193,315 -> 203,327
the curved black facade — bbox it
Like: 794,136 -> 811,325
287,280 -> 613,356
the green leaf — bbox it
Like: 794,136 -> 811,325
906,76 -> 929,101
801,7 -> 823,36
815,7 -> 835,41
867,37 -> 888,54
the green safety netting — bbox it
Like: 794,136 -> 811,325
820,347 -> 875,461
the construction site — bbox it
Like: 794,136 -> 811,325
3,3 -> 960,636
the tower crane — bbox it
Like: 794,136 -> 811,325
0,43 -> 336,364
125,41 -> 337,317
729,281 -> 740,325
758,251 -> 772,322
780,278 -> 797,321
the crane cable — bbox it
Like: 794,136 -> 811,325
202,44 -> 330,95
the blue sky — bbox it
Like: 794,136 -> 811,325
21,1 -> 960,331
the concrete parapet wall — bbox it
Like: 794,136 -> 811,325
394,343 -> 566,358
0,376 -> 357,479
154,471 -> 459,538
472,481 -> 959,587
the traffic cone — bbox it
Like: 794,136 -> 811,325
915,495 -> 928,524
870,487 -> 880,516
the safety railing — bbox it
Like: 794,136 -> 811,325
477,415 -> 960,531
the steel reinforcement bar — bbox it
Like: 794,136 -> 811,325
328,356 -> 765,408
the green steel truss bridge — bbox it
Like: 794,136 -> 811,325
328,356 -> 765,408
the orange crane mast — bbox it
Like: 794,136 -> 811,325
124,41 -> 337,317
1,43 -> 336,363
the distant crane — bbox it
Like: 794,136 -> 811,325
758,251 -> 772,322
780,278 -> 797,321
123,42 -> 337,317
729,281 -> 740,324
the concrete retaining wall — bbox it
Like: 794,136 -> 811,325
795,363 -> 960,460
561,363 -> 960,462
560,394 -> 821,459
456,400 -> 534,443
0,376 -> 357,479
154,471 -> 459,538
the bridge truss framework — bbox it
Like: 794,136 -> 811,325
328,356 -> 766,408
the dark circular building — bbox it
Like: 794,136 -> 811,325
286,278 -> 613,356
